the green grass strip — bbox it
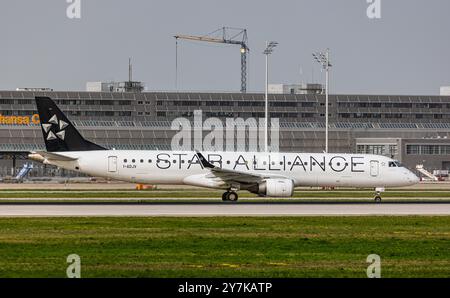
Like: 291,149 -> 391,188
0,216 -> 448,277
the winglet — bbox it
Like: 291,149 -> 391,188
195,150 -> 215,169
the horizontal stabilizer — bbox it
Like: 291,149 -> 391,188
29,151 -> 78,161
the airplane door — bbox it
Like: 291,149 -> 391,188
108,156 -> 117,173
370,160 -> 379,177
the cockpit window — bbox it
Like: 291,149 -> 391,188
389,161 -> 403,167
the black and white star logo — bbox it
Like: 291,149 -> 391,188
41,114 -> 68,141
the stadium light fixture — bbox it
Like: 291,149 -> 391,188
312,48 -> 332,153
263,41 -> 278,152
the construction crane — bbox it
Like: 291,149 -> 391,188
174,27 -> 249,93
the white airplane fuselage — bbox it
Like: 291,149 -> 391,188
36,150 -> 419,190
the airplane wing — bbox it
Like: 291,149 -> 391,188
31,151 -> 78,161
195,151 -> 287,185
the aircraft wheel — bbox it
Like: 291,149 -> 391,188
374,196 -> 382,203
222,192 -> 228,201
226,191 -> 239,202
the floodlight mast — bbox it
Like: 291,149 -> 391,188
312,48 -> 332,153
263,41 -> 278,152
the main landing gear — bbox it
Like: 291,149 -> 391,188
222,191 -> 239,202
374,187 -> 385,203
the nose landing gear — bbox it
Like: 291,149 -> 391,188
374,187 -> 385,203
374,194 -> 382,203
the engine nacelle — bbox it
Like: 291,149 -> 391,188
251,178 -> 294,197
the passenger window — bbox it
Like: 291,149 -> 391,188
124,159 -> 127,163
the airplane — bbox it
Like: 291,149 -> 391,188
29,97 -> 419,202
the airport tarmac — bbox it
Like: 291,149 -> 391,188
2,181 -> 450,190
0,202 -> 449,217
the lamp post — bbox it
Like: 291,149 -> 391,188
313,48 -> 332,153
263,41 -> 278,152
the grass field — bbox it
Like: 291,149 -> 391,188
0,216 -> 448,278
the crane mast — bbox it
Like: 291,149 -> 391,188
174,27 -> 249,93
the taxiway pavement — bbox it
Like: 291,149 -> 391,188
0,202 -> 449,217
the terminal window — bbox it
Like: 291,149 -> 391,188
356,144 -> 398,156
406,144 -> 450,155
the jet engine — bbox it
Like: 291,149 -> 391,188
249,178 -> 294,197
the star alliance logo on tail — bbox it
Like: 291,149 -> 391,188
41,114 -> 68,141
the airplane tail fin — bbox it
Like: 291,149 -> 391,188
35,97 -> 107,152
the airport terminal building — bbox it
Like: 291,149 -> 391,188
1,89 -> 450,177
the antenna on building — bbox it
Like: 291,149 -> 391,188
299,66 -> 303,85
128,57 -> 132,82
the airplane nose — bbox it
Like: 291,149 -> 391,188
409,172 -> 420,184
403,170 -> 419,185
